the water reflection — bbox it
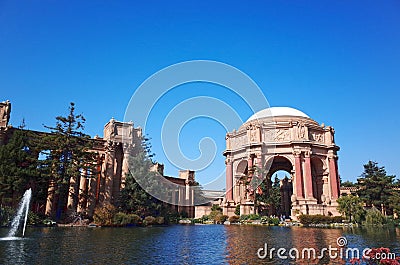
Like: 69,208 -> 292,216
225,226 -> 399,265
225,226 -> 342,264
0,226 -> 398,264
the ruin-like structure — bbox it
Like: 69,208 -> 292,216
223,107 -> 341,218
0,100 -> 196,218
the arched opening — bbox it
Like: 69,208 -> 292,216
256,156 -> 293,218
234,160 -> 248,204
311,157 -> 324,204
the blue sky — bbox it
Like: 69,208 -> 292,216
1,1 -> 399,188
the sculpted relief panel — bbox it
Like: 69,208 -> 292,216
309,130 -> 325,143
264,129 -> 290,142
230,135 -> 248,148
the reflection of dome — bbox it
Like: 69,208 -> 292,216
246,107 -> 310,122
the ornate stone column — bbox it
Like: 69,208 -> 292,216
87,177 -> 97,217
234,174 -> 241,203
247,154 -> 255,200
77,175 -> 87,213
303,151 -> 314,199
67,174 -> 79,212
45,178 -> 56,217
293,151 -> 304,198
225,158 -> 233,201
104,140 -> 116,203
328,152 -> 339,199
185,179 -> 190,201
247,155 -> 253,168
121,143 -> 134,189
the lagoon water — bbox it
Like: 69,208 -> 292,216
0,225 -> 399,264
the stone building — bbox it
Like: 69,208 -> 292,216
223,107 -> 341,218
0,100 -> 196,218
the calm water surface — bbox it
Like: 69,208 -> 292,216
0,225 -> 399,264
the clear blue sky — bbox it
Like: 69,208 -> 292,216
1,1 -> 399,188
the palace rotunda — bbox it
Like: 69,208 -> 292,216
223,107 -> 340,219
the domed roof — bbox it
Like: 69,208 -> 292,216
246,107 -> 310,122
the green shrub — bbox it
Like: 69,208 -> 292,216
93,203 -> 117,226
179,211 -> 188,219
28,211 -> 45,225
113,212 -> 142,225
164,211 -> 180,224
155,216 -> 165,225
268,217 -> 280,225
331,216 -> 343,223
215,214 -> 228,224
143,216 -> 156,226
0,206 -> 14,226
364,208 -> 386,226
260,216 -> 280,225
113,212 -> 128,225
228,215 -> 240,223
211,204 -> 222,212
234,204 -> 240,216
248,214 -> 260,220
201,215 -> 209,221
239,214 -> 248,221
193,218 -> 203,223
298,214 -> 343,226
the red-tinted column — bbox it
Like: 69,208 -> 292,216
329,155 -> 339,199
226,159 -> 233,201
294,152 -> 304,198
304,152 -> 314,199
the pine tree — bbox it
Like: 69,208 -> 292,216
118,136 -> 206,219
118,137 -> 166,217
256,174 -> 282,216
39,102 -> 97,220
0,122 -> 40,207
356,161 -> 397,215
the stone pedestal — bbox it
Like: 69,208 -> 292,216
223,201 -> 236,216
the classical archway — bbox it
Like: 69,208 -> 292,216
311,157 -> 325,204
256,156 -> 293,217
223,106 -> 341,218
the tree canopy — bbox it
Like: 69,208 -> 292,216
336,194 -> 365,223
39,102 -> 97,220
0,123 -> 39,206
356,161 -> 399,215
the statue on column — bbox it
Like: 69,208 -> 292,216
0,100 -> 11,127
297,121 -> 306,139
327,126 -> 335,144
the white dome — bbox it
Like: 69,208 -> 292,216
246,107 -> 310,122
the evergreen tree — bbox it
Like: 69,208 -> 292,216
336,194 -> 365,223
256,174 -> 282,216
39,102 -> 97,220
356,161 -> 397,215
118,137 -> 166,217
341,180 -> 356,187
0,122 -> 40,206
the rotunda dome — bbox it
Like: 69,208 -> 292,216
246,107 -> 310,123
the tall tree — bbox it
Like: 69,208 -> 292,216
118,137 -> 167,217
256,174 -> 282,216
356,161 -> 397,215
0,122 -> 40,206
40,102 -> 96,220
